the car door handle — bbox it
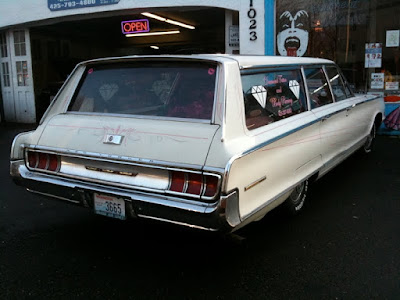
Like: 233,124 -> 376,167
347,104 -> 356,111
346,104 -> 356,115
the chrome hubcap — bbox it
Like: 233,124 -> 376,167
290,182 -> 305,204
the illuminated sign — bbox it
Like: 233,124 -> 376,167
48,0 -> 120,12
121,19 -> 150,35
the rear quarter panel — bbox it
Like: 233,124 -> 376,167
224,112 -> 322,220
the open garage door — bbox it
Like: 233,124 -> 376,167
30,7 -> 229,120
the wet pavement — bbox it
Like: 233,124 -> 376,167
1,123 -> 399,299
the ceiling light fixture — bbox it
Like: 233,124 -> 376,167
164,19 -> 195,30
125,30 -> 180,37
150,45 -> 160,49
141,12 -> 166,22
141,12 -> 195,30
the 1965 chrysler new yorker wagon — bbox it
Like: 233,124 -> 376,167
10,55 -> 384,232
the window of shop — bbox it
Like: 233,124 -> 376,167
0,33 -> 7,57
276,0 -> 400,97
1,62 -> 10,87
16,61 -> 28,86
13,30 -> 26,56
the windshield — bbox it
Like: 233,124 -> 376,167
68,61 -> 217,120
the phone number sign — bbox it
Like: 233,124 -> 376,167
48,0 -> 120,11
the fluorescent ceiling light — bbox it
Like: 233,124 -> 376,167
165,19 -> 195,30
141,12 -> 166,22
141,12 -> 195,30
125,30 -> 180,37
150,45 -> 160,49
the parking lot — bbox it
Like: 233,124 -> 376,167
1,124 -> 399,299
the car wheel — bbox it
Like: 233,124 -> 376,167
284,179 -> 309,215
362,124 -> 376,154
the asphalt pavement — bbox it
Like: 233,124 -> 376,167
0,123 -> 399,299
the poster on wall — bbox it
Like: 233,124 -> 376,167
385,82 -> 399,90
386,30 -> 400,48
371,73 -> 384,89
229,26 -> 239,48
276,10 -> 310,57
365,43 -> 382,68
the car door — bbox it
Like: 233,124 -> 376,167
304,66 -> 352,173
324,65 -> 367,152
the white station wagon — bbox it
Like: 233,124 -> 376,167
10,55 -> 384,232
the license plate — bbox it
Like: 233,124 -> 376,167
94,193 -> 126,220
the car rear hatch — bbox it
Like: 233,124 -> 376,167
30,113 -> 221,201
37,114 -> 219,166
27,58 -> 223,200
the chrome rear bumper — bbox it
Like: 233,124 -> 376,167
11,160 -> 237,232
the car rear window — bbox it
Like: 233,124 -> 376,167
68,61 -> 217,120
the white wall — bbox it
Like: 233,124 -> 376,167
0,0 -> 239,28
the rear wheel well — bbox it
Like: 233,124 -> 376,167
374,113 -> 383,129
308,172 -> 319,184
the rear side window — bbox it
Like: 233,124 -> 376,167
242,69 -> 307,130
68,61 -> 217,120
325,65 -> 349,101
304,67 -> 333,109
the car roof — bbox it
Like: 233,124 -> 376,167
80,54 -> 334,69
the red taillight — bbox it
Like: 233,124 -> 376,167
168,171 -> 219,198
48,154 -> 59,172
186,173 -> 203,195
204,175 -> 219,197
169,171 -> 185,192
26,151 -> 60,172
37,153 -> 48,169
27,151 -> 38,168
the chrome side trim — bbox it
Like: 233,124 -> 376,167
210,64 -> 221,125
322,65 -> 336,102
240,62 -> 335,72
354,95 -> 380,104
301,66 -> 312,111
27,189 -> 80,204
244,176 -> 267,192
241,173 -> 314,221
66,111 -> 213,124
23,144 -> 205,171
242,119 -> 321,156
137,215 -> 218,232
203,166 -> 225,174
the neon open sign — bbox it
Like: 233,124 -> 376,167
121,19 -> 150,34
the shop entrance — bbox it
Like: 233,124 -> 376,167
30,7 -> 229,120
